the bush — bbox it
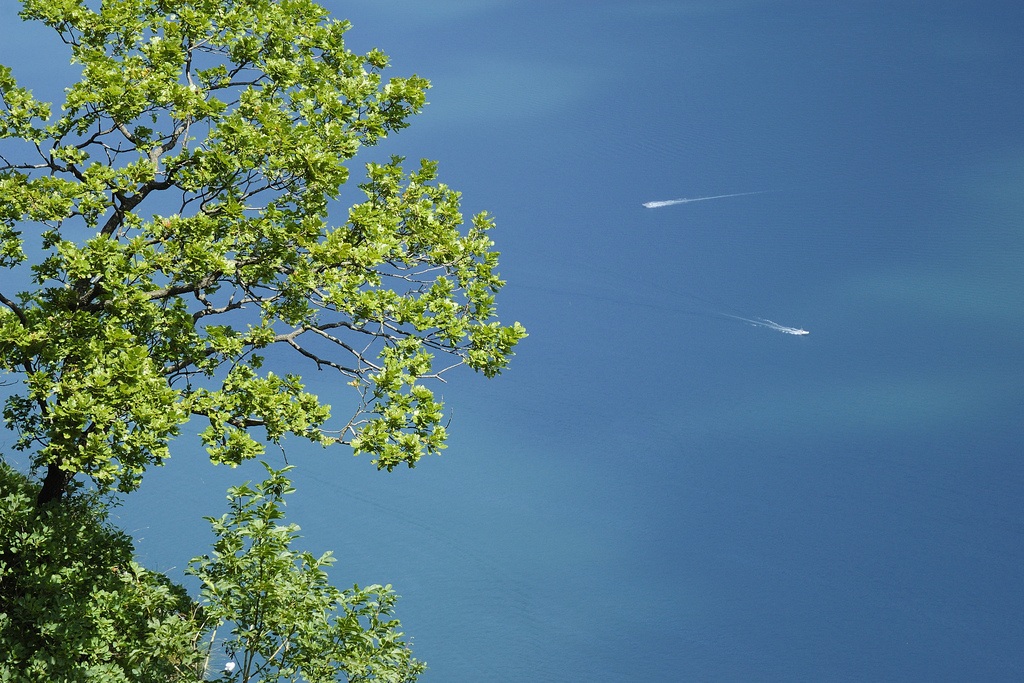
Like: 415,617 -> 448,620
0,464 -> 207,682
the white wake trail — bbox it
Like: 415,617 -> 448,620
642,190 -> 769,209
719,313 -> 809,336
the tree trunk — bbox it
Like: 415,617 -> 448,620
36,464 -> 71,506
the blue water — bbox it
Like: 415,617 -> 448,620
3,1 -> 1024,680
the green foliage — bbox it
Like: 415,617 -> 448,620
0,0 -> 525,498
0,1 -> 522,678
0,463 -> 207,682
1,461 -> 425,682
188,463 -> 425,682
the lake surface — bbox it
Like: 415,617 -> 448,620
3,1 -> 1024,680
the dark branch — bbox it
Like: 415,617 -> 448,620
0,291 -> 28,327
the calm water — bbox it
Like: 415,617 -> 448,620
3,1 -> 1024,680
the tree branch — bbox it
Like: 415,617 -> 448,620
282,336 -> 358,375
147,270 -> 225,301
0,291 -> 27,326
100,177 -> 177,236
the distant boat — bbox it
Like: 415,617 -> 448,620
643,190 -> 769,209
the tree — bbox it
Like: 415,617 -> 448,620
0,462 -> 208,681
188,463 -> 426,682
0,0 -> 523,678
0,0 -> 524,505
